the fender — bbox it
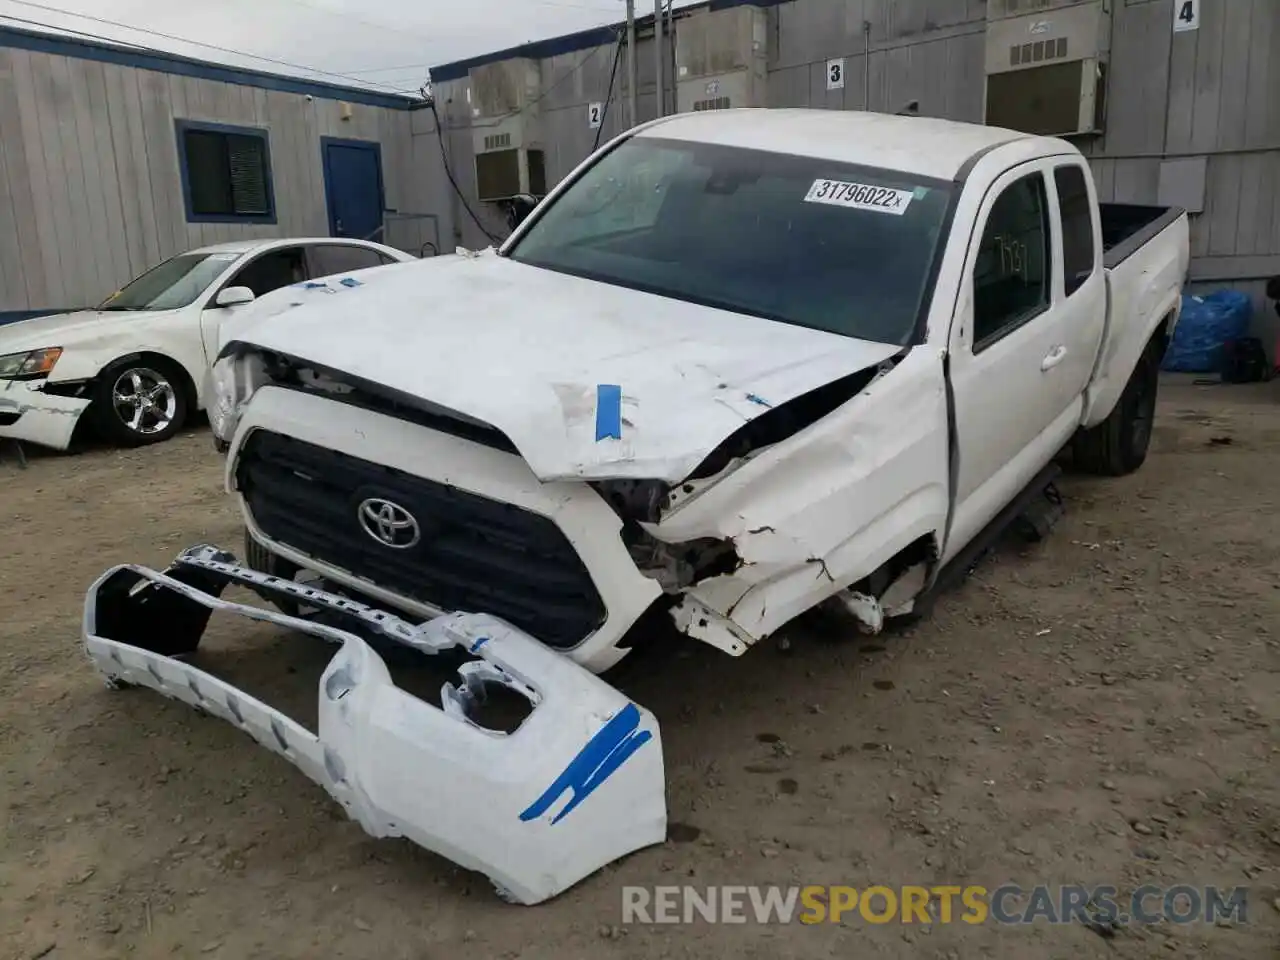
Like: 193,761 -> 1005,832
650,349 -> 950,650
1082,212 -> 1190,428
50,347 -> 204,409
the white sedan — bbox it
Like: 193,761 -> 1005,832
0,237 -> 415,450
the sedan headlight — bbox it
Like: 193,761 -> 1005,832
0,347 -> 62,380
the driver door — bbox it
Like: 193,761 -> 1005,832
943,160 -> 1091,562
199,246 -> 308,363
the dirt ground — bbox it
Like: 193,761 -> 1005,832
1,376 -> 1278,960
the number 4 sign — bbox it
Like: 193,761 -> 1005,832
588,102 -> 603,129
826,58 -> 845,91
1173,0 -> 1200,32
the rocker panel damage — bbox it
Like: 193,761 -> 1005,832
82,546 -> 667,906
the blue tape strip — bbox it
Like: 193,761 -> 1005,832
745,393 -> 771,408
519,703 -> 652,824
595,384 -> 622,441
339,277 -> 362,288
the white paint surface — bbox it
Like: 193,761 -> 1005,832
222,250 -> 903,484
220,110 -> 1190,668
0,237 -> 413,449
83,558 -> 667,905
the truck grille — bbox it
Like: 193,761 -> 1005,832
235,430 -> 607,648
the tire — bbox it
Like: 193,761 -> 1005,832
1072,341 -> 1160,476
243,528 -> 304,617
89,357 -> 189,447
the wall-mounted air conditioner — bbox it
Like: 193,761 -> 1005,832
673,5 -> 768,115
983,0 -> 1110,137
468,58 -> 547,201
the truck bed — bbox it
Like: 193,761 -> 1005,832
1100,203 -> 1186,269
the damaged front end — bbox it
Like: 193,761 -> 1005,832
82,545 -> 667,905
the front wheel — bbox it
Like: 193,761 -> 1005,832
90,359 -> 189,446
243,529 -> 305,617
1071,343 -> 1159,476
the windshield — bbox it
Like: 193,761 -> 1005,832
508,137 -> 953,345
98,253 -> 237,311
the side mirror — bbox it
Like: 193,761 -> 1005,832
214,286 -> 256,308
507,194 -> 538,231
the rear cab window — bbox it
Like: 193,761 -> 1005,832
1053,164 -> 1096,296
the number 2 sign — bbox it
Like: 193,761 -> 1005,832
588,102 -> 603,129
1173,0 -> 1200,33
826,58 -> 845,91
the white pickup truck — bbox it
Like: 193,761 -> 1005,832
83,109 -> 1189,904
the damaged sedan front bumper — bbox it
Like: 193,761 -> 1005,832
82,545 -> 667,905
0,377 -> 90,450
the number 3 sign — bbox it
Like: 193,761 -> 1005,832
826,58 -> 845,91
1173,0 -> 1200,32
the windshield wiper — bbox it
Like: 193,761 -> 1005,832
98,305 -> 144,312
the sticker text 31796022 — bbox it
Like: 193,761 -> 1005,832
803,179 -> 914,216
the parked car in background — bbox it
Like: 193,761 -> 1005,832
0,237 -> 415,450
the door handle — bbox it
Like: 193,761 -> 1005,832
1041,345 -> 1067,371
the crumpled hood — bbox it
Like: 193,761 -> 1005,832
226,251 -> 901,483
0,308 -> 181,355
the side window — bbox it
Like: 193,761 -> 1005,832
1054,165 -> 1096,296
972,173 -> 1050,349
307,244 -> 387,278
230,247 -> 307,298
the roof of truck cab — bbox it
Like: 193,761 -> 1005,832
636,109 -> 1047,182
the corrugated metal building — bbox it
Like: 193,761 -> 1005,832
428,0 -> 1279,312
0,24 -> 455,323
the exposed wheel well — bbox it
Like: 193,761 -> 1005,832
853,533 -> 939,599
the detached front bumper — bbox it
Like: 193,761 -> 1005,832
0,378 -> 90,450
82,546 -> 667,905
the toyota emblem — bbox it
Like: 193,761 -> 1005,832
357,497 -> 421,549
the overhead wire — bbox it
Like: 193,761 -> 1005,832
426,96 -> 506,246
0,12 -> 150,49
592,30 -> 624,151
0,0 -> 426,95
265,0 -> 446,57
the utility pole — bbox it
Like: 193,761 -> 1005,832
654,0 -> 664,118
626,0 -> 637,128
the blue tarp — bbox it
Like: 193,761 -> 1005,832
1162,290 -> 1254,373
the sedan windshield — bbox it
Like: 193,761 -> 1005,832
508,137 -> 954,345
98,253 -> 236,311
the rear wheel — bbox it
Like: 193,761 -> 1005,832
1072,341 -> 1160,476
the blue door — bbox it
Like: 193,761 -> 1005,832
321,138 -> 384,240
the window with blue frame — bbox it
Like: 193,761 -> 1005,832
175,120 -> 276,224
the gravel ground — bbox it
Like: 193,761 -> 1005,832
1,376 -> 1277,960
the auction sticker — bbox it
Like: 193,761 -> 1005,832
803,179 -> 913,215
